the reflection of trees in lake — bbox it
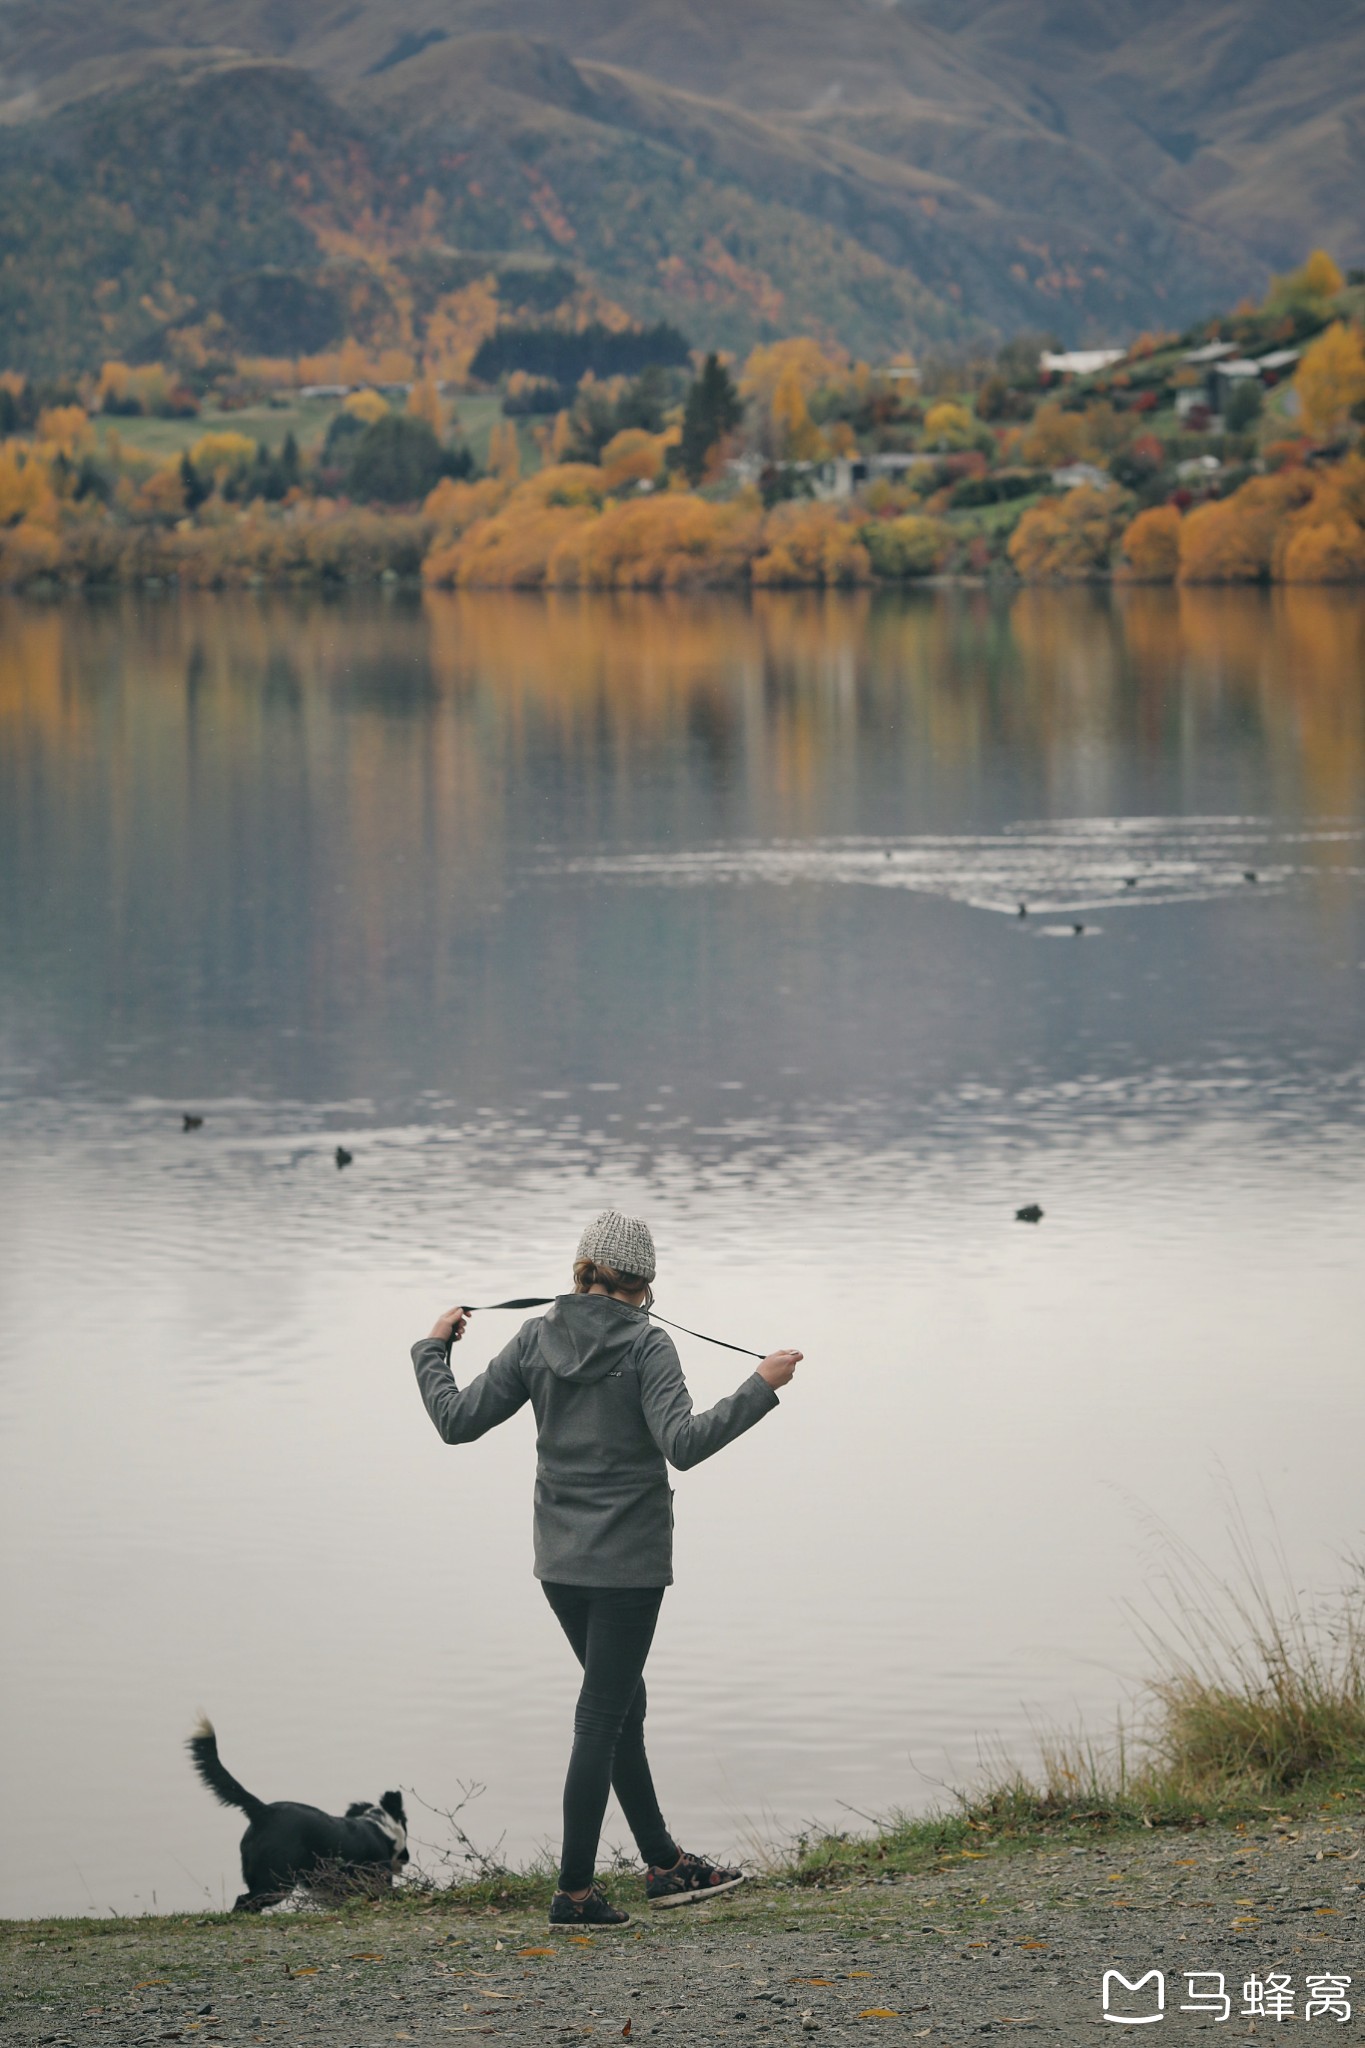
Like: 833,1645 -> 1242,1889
3,590 -> 1361,910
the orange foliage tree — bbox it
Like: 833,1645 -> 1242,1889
548,495 -> 763,589
1178,469 -> 1315,582
598,429 -> 668,494
1276,454 -> 1365,582
1007,486 -> 1127,579
1120,504 -> 1182,581
751,503 -> 872,586
1017,401 -> 1089,468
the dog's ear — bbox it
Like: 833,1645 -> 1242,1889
380,1790 -> 406,1822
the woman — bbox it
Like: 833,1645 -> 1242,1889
412,1208 -> 800,1928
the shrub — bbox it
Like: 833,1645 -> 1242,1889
548,494 -> 762,589
1120,504 -> 1183,581
861,514 -> 942,579
1178,469 -> 1315,582
598,429 -> 668,494
1007,485 -> 1127,579
1278,520 -> 1365,582
751,502 -> 872,586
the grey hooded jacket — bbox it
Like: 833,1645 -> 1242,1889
412,1293 -> 779,1586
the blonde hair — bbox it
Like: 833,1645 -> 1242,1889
573,1256 -> 650,1298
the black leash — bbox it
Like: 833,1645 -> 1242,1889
458,1297 -> 764,1361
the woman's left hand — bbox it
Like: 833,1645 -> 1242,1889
429,1306 -> 470,1344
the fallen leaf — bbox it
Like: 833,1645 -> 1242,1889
288,1968 -> 318,1978
622,2024 -> 632,2039
792,1977 -> 834,1985
568,1935 -> 595,1946
1173,1858 -> 1197,1867
960,1851 -> 986,1860
516,1947 -> 556,1957
1020,1941 -> 1048,1950
134,1981 -> 170,1990
846,1971 -> 873,1978
1316,1908 -> 1338,1916
351,1953 -> 384,1962
858,2009 -> 899,2019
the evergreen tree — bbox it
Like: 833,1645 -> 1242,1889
678,354 -> 742,484
179,449 -> 207,510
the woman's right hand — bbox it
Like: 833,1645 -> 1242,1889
757,1348 -> 801,1389
429,1306 -> 470,1344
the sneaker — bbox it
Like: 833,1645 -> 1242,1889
645,1850 -> 746,1908
548,1883 -> 631,1929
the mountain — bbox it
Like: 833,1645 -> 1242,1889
0,0 -> 1360,374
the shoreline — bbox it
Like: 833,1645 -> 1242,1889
7,1812 -> 1362,2041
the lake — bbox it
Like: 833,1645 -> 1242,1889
1,585 -> 1362,1918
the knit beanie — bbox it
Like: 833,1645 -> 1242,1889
576,1209 -> 656,1283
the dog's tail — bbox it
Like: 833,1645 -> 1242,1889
187,1716 -> 267,1823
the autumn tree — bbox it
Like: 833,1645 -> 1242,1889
678,354 -> 743,484
1018,401 -> 1088,468
1178,469 -> 1314,582
1265,249 -> 1345,319
922,400 -> 975,451
1120,504 -> 1182,581
1007,485 -> 1127,579
407,377 -> 446,435
1293,322 -> 1365,439
771,365 -> 827,461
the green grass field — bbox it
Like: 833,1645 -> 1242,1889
96,392 -> 538,472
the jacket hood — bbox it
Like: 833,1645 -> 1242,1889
536,1293 -> 648,1383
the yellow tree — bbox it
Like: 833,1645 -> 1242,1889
740,336 -> 844,408
772,366 -> 827,461
1293,249 -> 1345,301
344,389 -> 390,425
406,378 -> 445,435
1293,322 -> 1365,438
922,400 -> 975,451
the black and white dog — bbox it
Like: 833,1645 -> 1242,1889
188,1717 -> 409,1912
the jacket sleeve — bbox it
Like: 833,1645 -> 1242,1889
411,1331 -> 530,1445
637,1330 -> 779,1471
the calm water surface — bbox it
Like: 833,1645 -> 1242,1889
1,587 -> 1363,1917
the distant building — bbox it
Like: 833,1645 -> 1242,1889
1176,454 -> 1222,480
1040,349 -> 1124,377
1182,341 -> 1239,365
1051,461 -> 1109,490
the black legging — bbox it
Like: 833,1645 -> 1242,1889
542,1581 -> 680,1892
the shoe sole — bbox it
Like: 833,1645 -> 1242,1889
548,1915 -> 632,1931
648,1873 -> 746,1909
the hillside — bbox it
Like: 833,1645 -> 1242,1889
0,1 -> 1362,372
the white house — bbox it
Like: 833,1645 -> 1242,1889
1040,349 -> 1124,377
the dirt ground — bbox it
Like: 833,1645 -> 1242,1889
6,1813 -> 1363,2045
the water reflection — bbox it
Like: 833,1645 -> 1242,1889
0,587 -> 1362,1918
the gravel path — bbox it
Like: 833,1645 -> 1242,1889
7,1815 -> 1364,2044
